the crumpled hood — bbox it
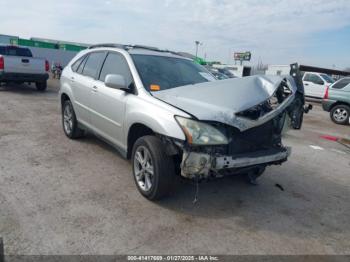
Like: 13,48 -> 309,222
152,75 -> 298,131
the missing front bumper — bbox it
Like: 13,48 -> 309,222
181,147 -> 291,179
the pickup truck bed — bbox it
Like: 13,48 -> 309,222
0,45 -> 49,91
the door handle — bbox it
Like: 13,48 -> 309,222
92,86 -> 98,92
70,77 -> 75,82
304,83 -> 309,86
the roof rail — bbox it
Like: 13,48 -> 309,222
129,45 -> 182,56
129,45 -> 161,52
88,43 -> 181,56
88,43 -> 127,49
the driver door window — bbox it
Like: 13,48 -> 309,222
99,52 -> 133,88
308,74 -> 324,85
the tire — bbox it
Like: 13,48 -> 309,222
62,100 -> 84,139
330,105 -> 350,125
131,135 -> 175,200
36,81 -> 47,91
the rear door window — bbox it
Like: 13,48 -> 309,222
82,52 -> 106,79
332,78 -> 350,89
99,52 -> 133,86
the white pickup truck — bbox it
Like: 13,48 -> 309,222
302,71 -> 335,99
0,45 -> 49,91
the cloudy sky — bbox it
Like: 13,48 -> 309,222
1,0 -> 349,69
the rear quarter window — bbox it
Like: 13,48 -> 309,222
71,55 -> 86,72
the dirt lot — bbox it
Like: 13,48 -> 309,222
0,80 -> 349,255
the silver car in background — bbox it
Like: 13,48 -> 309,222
59,44 -> 306,200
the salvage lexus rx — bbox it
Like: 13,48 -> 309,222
59,44 -> 306,200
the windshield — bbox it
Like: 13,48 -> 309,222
320,74 -> 335,84
131,54 -> 215,91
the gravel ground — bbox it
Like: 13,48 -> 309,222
0,80 -> 349,255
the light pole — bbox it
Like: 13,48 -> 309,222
195,41 -> 202,59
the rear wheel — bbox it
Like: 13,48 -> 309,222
330,105 -> 350,125
131,136 -> 175,200
62,100 -> 84,139
36,81 -> 47,91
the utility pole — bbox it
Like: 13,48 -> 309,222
195,41 -> 202,59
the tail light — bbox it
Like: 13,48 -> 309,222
324,86 -> 329,99
45,60 -> 49,72
0,56 -> 4,70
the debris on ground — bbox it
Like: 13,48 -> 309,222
275,183 -> 285,191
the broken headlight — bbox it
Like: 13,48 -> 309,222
175,116 -> 229,145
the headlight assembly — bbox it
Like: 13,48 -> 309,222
175,116 -> 229,145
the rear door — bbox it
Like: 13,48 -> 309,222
89,51 -> 134,149
71,51 -> 106,127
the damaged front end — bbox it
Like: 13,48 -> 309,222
179,121 -> 292,179
175,69 -> 305,179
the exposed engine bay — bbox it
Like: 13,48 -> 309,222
157,64 -> 308,180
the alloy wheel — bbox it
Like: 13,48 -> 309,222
333,108 -> 348,122
133,146 -> 154,192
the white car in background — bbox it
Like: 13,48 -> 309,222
302,72 -> 334,99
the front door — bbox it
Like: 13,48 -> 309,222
90,52 -> 134,150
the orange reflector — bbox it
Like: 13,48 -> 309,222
150,84 -> 160,91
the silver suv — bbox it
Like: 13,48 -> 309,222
59,44 -> 305,200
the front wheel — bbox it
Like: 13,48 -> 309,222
131,136 -> 175,200
330,105 -> 350,125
